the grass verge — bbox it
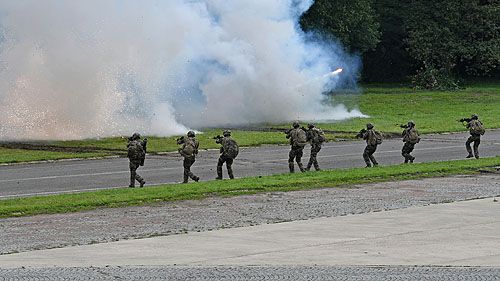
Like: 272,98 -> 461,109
0,148 -> 112,164
2,156 -> 500,218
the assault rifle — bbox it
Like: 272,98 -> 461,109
458,118 -> 473,123
397,124 -> 410,129
176,136 -> 185,144
355,128 -> 367,139
213,135 -> 223,143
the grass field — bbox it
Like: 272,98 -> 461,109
1,156 -> 500,218
1,84 -> 499,161
0,148 -> 111,164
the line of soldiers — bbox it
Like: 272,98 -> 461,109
126,113 -> 485,187
125,129 -> 239,187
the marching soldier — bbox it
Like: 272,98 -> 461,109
177,130 -> 200,183
463,114 -> 485,159
306,123 -> 325,171
401,121 -> 420,163
357,122 -> 382,167
126,133 -> 147,188
214,130 -> 239,180
286,121 -> 307,173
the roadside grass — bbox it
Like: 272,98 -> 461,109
0,148 -> 111,164
2,84 -> 500,162
2,156 -> 500,218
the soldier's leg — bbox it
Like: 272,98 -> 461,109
363,146 -> 371,167
306,147 -> 314,171
312,145 -> 321,171
465,136 -> 474,158
188,158 -> 199,181
129,161 -> 137,187
216,157 -> 224,180
183,158 -> 190,183
295,148 -> 305,172
226,158 -> 234,179
408,143 -> 415,163
402,143 -> 410,163
473,137 -> 481,159
368,145 -> 378,166
288,149 -> 295,173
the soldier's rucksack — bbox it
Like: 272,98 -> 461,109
127,140 -> 145,161
407,128 -> 420,144
312,127 -> 326,143
293,128 -> 308,147
369,130 -> 383,146
223,138 -> 239,159
469,120 -> 485,135
180,138 -> 197,157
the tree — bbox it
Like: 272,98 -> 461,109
300,0 -> 381,55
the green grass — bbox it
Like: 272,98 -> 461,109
0,148 -> 111,163
2,84 -> 500,162
2,156 -> 500,218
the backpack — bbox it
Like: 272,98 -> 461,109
293,128 -> 308,147
223,138 -> 239,159
369,130 -> 383,146
127,140 -> 145,161
469,120 -> 485,135
312,127 -> 326,143
180,138 -> 197,157
407,128 -> 420,144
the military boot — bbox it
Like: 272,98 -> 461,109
410,156 -> 415,163
140,180 -> 145,187
216,165 -> 223,180
183,175 -> 189,183
298,163 -> 305,173
228,168 -> 234,179
289,163 -> 295,173
193,176 -> 200,182
129,174 -> 135,188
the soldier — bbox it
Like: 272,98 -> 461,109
305,123 -> 325,171
177,130 -> 200,183
215,130 -> 239,180
359,122 -> 382,167
401,120 -> 420,163
465,114 -> 485,159
126,133 -> 147,188
286,121 -> 307,173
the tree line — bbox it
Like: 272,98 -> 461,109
299,0 -> 500,88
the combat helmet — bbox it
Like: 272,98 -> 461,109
471,114 -> 478,120
131,133 -> 141,140
408,120 -> 415,127
307,123 -> 315,129
223,130 -> 231,137
366,122 -> 374,129
292,121 -> 300,128
187,130 -> 195,137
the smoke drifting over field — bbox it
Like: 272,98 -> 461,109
0,0 -> 363,140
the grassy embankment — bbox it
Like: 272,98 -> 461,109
0,147 -> 110,164
3,84 -> 498,163
1,156 -> 500,218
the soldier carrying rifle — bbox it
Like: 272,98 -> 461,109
177,131 -> 200,183
458,114 -> 485,159
356,123 -> 382,167
126,133 -> 148,188
286,121 -> 307,173
213,130 -> 239,180
399,121 -> 420,164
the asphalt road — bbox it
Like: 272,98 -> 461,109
1,130 -> 500,199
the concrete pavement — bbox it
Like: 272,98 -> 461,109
1,197 -> 499,269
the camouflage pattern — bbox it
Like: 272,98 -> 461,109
178,135 -> 200,183
126,137 -> 147,188
216,136 -> 236,179
306,125 -> 323,171
362,128 -> 379,167
401,124 -> 418,163
465,117 -> 482,159
286,125 -> 305,173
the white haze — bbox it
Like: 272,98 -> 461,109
0,0 -> 364,140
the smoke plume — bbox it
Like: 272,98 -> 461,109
0,0 -> 363,140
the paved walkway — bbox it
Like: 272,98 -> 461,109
1,197 -> 499,268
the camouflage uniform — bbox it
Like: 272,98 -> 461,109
306,123 -> 323,171
215,130 -> 236,180
286,121 -> 306,173
465,114 -> 483,159
401,121 -> 418,163
178,131 -> 200,183
362,123 -> 379,167
127,133 -> 147,188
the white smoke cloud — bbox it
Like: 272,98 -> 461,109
0,0 -> 363,140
